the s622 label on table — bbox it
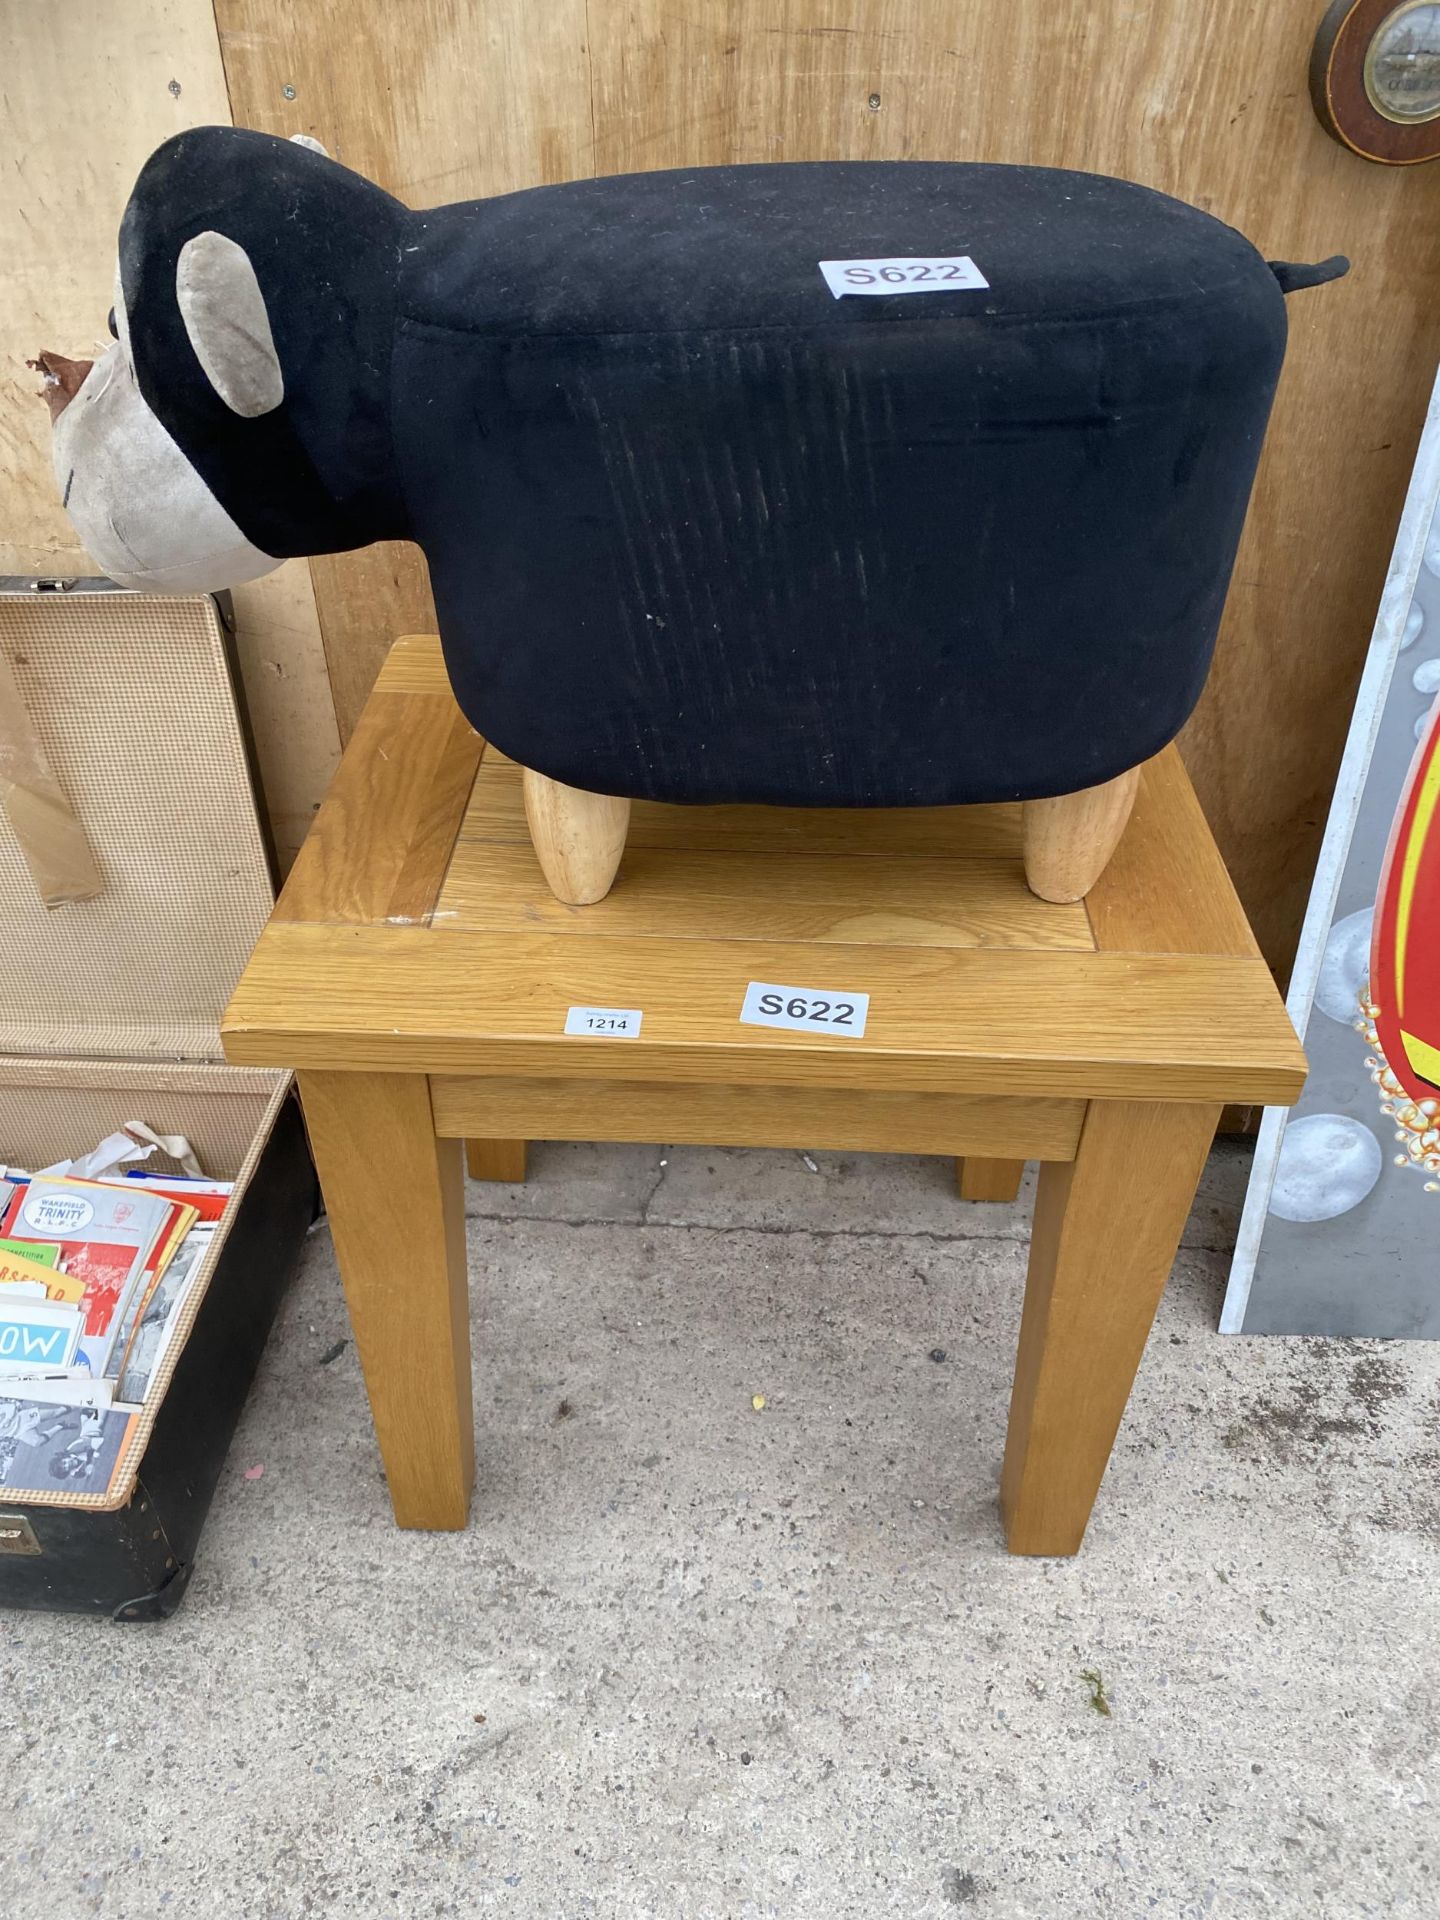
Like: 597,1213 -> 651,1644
739,981 -> 870,1038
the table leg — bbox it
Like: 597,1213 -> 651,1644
957,1158 -> 1025,1202
298,1070 -> 474,1530
1001,1099 -> 1218,1555
466,1139 -> 528,1182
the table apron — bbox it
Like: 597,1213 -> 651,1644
429,1073 -> 1086,1162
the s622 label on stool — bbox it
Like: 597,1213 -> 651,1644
818,256 -> 988,299
564,1006 -> 643,1038
740,982 -> 870,1038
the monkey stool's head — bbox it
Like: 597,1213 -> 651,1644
36,127 -> 406,591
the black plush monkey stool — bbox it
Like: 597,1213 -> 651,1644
41,129 -> 1344,903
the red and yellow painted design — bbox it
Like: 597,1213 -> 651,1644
1364,700 -> 1440,1189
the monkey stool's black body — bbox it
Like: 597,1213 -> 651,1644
121,129 -> 1342,805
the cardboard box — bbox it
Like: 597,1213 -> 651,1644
0,580 -> 316,1619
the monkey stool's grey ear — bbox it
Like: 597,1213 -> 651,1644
175,230 -> 284,417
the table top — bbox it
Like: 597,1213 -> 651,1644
221,635 -> 1306,1106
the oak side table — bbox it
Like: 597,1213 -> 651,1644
221,635 -> 1306,1554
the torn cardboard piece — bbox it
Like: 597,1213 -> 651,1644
0,643 -> 103,907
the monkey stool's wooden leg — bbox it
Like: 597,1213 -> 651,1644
1023,767 -> 1140,904
1001,1099 -> 1219,1555
956,1158 -> 1025,1202
299,1070 -> 474,1530
522,767 -> 630,905
466,1139 -> 528,1182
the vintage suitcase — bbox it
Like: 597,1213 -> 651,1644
0,578 -> 317,1619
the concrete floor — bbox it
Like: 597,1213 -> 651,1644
3,1140 -> 1438,1919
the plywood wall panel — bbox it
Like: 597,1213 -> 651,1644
214,0 -> 595,736
227,563 -> 343,866
0,0 -> 339,871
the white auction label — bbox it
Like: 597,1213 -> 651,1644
564,1005 -> 643,1038
739,981 -> 870,1038
818,256 -> 988,300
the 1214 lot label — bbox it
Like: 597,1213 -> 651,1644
739,981 -> 870,1038
564,1005 -> 643,1038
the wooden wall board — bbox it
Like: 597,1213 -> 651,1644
227,565 -> 342,869
0,0 -> 340,873
304,546 -> 433,751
